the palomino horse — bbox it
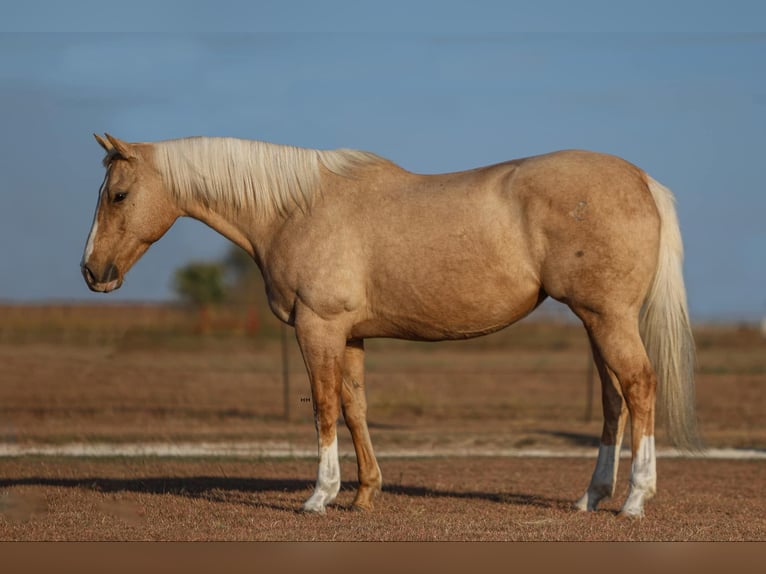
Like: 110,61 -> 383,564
82,134 -> 698,517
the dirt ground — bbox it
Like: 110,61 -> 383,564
1,456 -> 764,541
0,314 -> 764,540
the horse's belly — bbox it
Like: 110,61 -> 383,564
354,271 -> 543,341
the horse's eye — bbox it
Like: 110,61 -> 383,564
114,192 -> 128,203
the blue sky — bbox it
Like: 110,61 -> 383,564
1,1 -> 764,320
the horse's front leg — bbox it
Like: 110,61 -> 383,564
340,339 -> 382,510
295,310 -> 347,514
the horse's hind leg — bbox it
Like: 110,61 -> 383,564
340,339 -> 382,510
579,311 -> 658,518
575,336 -> 629,511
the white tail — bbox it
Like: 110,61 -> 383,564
640,176 -> 700,451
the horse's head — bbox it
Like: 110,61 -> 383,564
81,134 -> 181,293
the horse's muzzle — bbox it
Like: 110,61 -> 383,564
81,261 -> 122,293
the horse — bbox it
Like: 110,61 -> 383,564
81,133 -> 698,517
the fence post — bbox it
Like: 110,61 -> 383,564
281,323 -> 290,422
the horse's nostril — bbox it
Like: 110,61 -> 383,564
82,264 -> 96,285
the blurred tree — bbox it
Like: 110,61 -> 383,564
173,262 -> 226,306
172,247 -> 282,337
173,262 -> 225,333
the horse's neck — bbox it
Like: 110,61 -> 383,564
176,188 -> 277,271
152,138 -> 320,270
161,142 -> 395,272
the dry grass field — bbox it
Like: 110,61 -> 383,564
0,303 -> 764,540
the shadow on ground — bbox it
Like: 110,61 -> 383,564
383,483 -> 569,510
0,476 -> 570,512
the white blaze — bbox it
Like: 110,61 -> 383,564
83,170 -> 109,265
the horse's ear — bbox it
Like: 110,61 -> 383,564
94,133 -> 112,152
104,133 -> 136,160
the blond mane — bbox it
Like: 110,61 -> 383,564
149,137 -> 385,217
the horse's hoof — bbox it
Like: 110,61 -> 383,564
573,499 -> 589,512
573,493 -> 598,512
300,503 -> 327,515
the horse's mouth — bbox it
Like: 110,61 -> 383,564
88,279 -> 122,293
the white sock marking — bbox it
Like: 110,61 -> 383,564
621,436 -> 657,517
592,443 -> 618,490
302,434 -> 340,513
575,442 -> 618,511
